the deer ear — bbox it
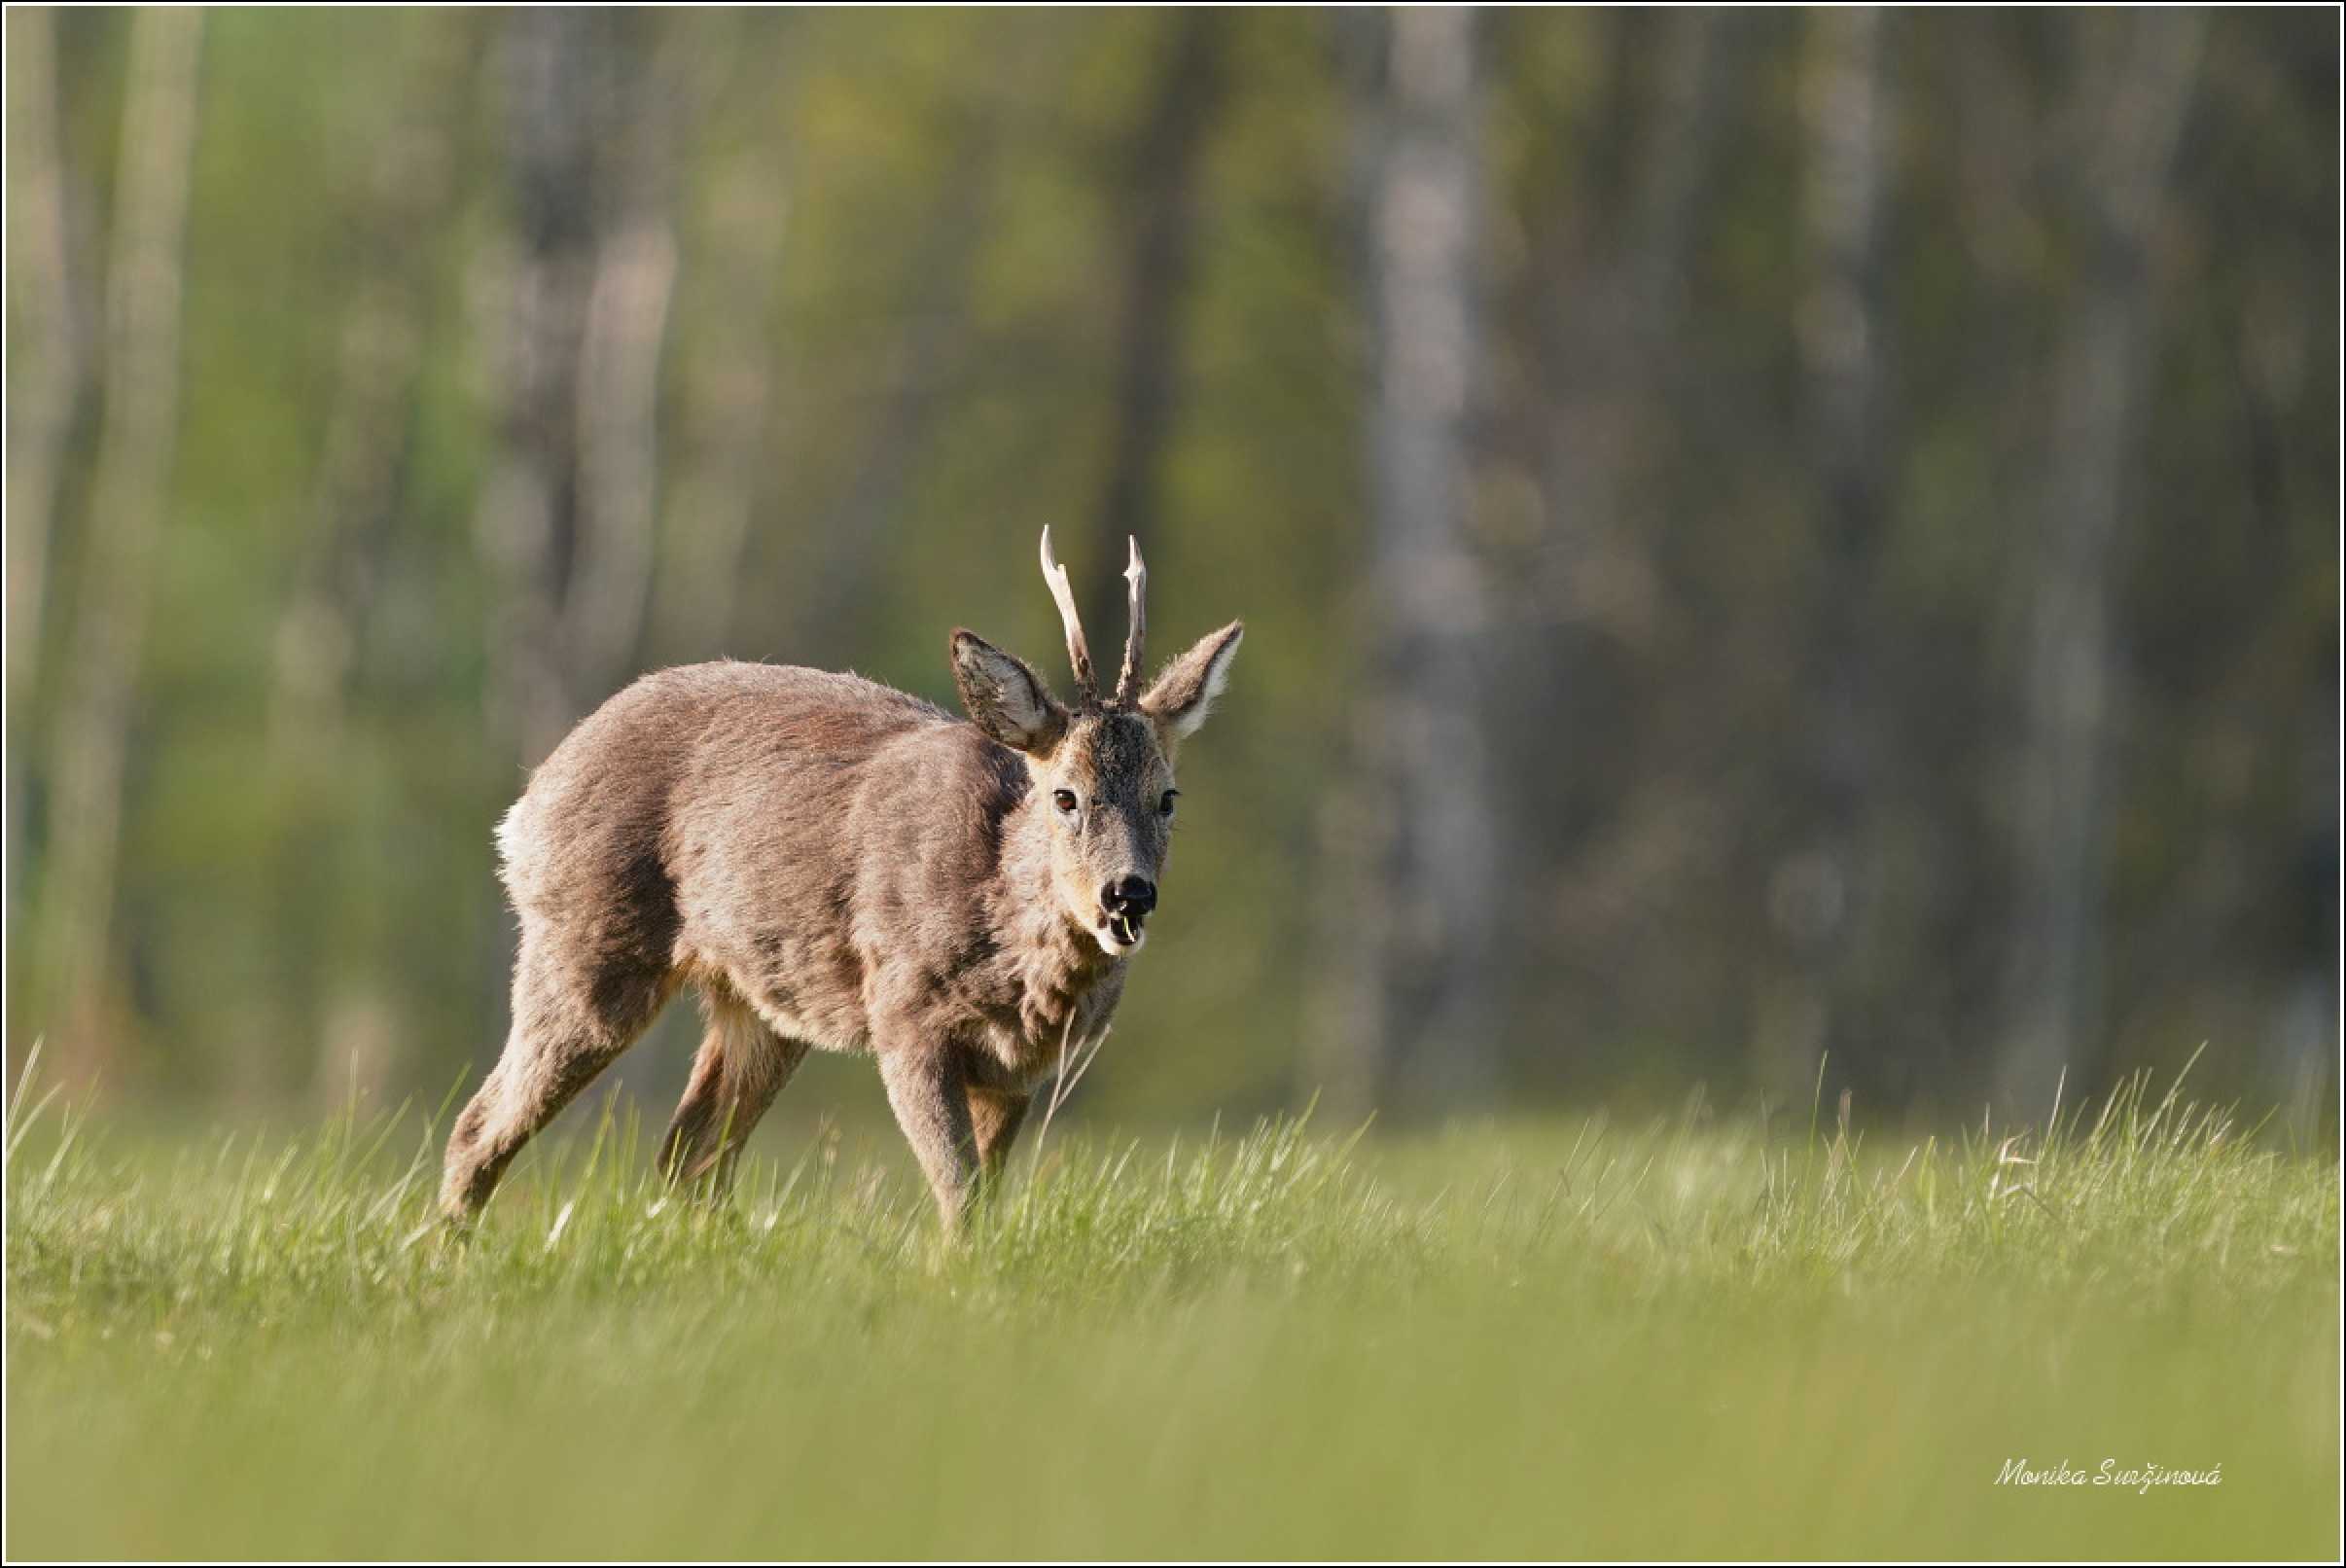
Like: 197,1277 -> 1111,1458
950,629 -> 1068,755
1139,621 -> 1243,742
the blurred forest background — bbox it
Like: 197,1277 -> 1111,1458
3,7 -> 2337,1135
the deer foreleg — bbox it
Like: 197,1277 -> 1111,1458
876,1046 -> 980,1234
969,1087 -> 1031,1192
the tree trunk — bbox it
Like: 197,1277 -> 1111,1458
476,11 -> 681,767
3,6 -> 87,947
563,36 -> 681,700
1520,12 -> 1723,629
1085,9 -> 1225,638
1766,7 -> 1890,1099
648,100 -> 787,663
34,8 -> 204,1083
266,21 -> 471,1107
798,130 -> 995,662
1998,12 -> 2204,1118
1313,7 -> 1500,1117
4,6 -> 82,709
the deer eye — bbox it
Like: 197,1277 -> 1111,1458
1160,790 -> 1179,817
1052,789 -> 1080,817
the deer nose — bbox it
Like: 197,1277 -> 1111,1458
1102,876 -> 1156,916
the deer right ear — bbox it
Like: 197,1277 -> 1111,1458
1139,621 -> 1243,742
950,629 -> 1069,755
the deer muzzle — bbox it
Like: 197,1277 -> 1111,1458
1098,875 -> 1156,951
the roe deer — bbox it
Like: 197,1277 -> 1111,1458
439,530 -> 1241,1233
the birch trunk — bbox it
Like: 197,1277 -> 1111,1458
3,6 -> 85,939
4,7 -> 81,708
265,22 -> 470,1105
1998,13 -> 2204,1116
1314,7 -> 1500,1116
35,8 -> 204,1081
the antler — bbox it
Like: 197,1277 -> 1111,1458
1038,526 -> 1096,701
1115,535 -> 1147,705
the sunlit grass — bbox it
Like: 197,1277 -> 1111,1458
6,1056 -> 2337,1559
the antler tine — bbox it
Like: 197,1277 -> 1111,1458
1037,526 -> 1096,701
1115,535 -> 1147,704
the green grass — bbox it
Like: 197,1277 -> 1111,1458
6,1062 -> 2338,1560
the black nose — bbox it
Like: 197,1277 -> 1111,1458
1103,875 -> 1156,916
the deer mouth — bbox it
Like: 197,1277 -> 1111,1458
1096,909 -> 1148,954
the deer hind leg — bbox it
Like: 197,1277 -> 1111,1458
439,926 -> 671,1229
658,985 -> 806,1200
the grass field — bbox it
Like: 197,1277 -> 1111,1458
6,1061 -> 2338,1560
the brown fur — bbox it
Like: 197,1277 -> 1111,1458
440,552 -> 1241,1234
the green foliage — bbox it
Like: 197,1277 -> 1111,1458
7,1064 -> 2336,1557
3,8 -> 2335,1119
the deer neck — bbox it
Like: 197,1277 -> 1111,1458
997,793 -> 1120,1013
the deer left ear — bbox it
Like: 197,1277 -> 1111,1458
1139,622 -> 1243,741
951,629 -> 1069,755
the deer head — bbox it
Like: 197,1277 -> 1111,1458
949,528 -> 1243,955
